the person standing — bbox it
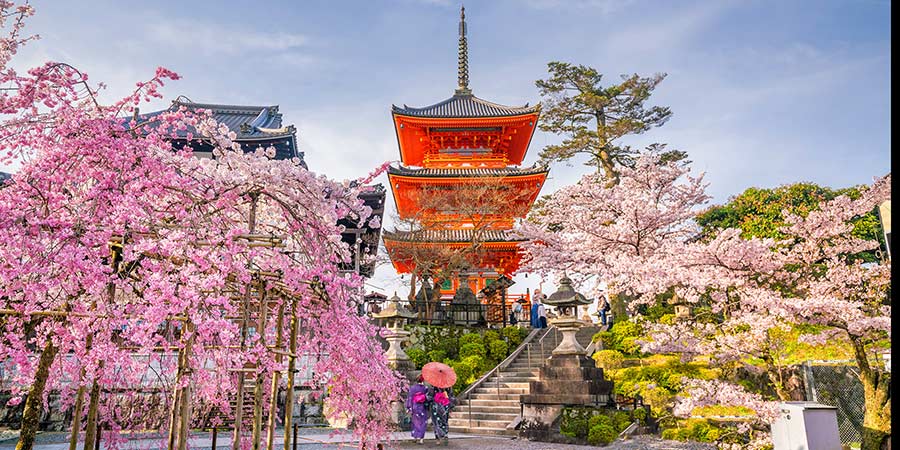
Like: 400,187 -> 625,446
597,295 -> 611,326
427,385 -> 456,445
537,301 -> 548,328
405,375 -> 430,444
530,293 -> 541,328
510,299 -> 522,325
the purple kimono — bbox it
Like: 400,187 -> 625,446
405,382 -> 429,439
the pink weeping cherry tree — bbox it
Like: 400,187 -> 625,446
0,3 -> 401,450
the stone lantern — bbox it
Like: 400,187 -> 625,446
372,292 -> 417,371
543,275 -> 593,356
520,275 -> 614,439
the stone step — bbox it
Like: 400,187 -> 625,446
448,418 -> 511,429
461,393 -> 522,401
476,381 -> 530,389
452,405 -> 520,415
490,376 -> 538,382
448,425 -> 513,436
448,411 -> 518,421
459,398 -> 521,407
473,387 -> 527,396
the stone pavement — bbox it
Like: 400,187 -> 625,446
0,430 -> 715,450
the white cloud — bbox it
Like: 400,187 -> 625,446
146,19 -> 310,56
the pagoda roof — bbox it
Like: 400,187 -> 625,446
387,164 -> 548,178
383,228 -> 525,244
392,93 -> 540,119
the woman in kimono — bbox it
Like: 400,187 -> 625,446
404,375 -> 430,444
427,385 -> 456,445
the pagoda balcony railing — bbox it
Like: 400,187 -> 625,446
422,152 -> 508,169
367,295 -> 532,328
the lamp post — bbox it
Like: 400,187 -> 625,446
543,275 -> 593,356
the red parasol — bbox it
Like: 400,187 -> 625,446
421,361 -> 457,388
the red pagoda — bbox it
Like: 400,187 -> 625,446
383,7 -> 548,308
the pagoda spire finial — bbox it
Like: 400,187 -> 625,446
456,5 -> 471,96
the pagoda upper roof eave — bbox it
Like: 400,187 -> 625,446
391,93 -> 541,119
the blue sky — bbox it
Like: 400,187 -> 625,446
11,0 -> 891,296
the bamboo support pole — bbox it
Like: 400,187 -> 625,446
251,287 -> 269,450
282,302 -> 299,450
176,321 -> 195,450
265,302 -> 285,450
233,194 -> 259,450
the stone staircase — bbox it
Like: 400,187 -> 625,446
449,325 -> 601,435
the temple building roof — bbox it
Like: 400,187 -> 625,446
387,164 -> 548,178
133,97 -> 303,164
392,93 -> 540,119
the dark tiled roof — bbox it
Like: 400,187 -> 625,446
392,93 -> 539,118
0,172 -> 10,182
136,99 -> 295,140
388,164 -> 548,178
130,98 -> 301,163
383,228 -> 525,243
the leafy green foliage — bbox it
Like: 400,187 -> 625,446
560,407 -> 636,443
406,348 -> 428,369
594,320 -> 644,356
609,355 -> 719,417
588,424 -> 617,446
660,419 -> 739,444
696,182 -> 885,262
502,326 -> 526,348
632,407 -> 648,425
426,349 -> 447,363
588,414 -> 612,430
459,332 -> 482,347
459,342 -> 486,359
592,349 -> 625,370
488,339 -> 509,361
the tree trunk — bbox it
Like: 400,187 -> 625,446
851,338 -> 891,450
860,371 -> 891,450
16,339 -> 58,450
82,376 -> 102,450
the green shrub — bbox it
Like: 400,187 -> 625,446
612,411 -> 632,432
406,348 -> 428,369
459,342 -> 486,359
459,332 -> 482,347
588,414 -> 612,430
462,354 -> 492,374
608,320 -> 643,356
427,349 -> 447,363
632,407 -> 647,425
488,339 -> 509,360
502,326 -> 525,347
592,349 -> 624,370
483,330 -> 501,343
560,407 -> 602,439
446,359 -> 474,390
587,424 -> 617,446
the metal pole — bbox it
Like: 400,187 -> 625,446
501,287 -> 507,328
211,427 -> 217,450
292,424 -> 298,450
526,344 -> 531,369
467,392 -> 472,428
